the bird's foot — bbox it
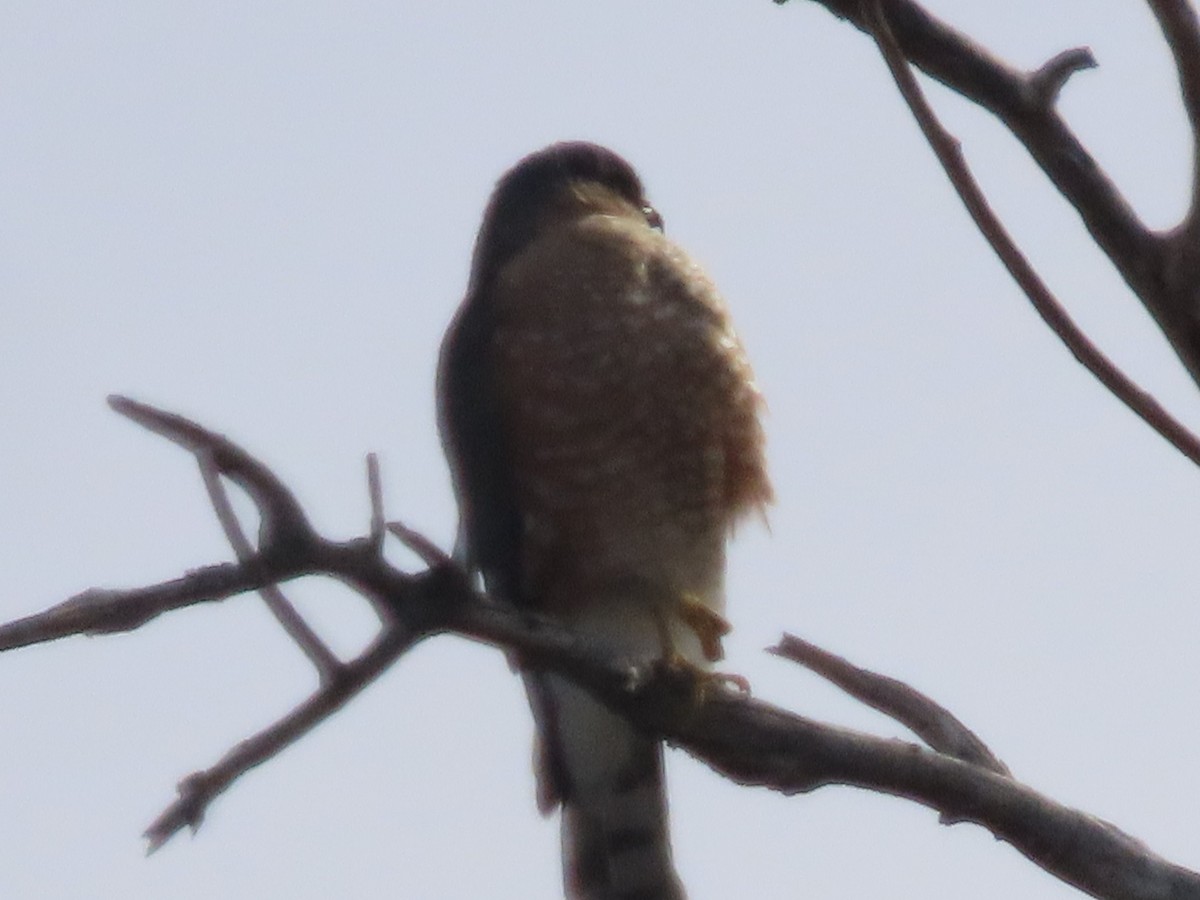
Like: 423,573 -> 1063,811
648,593 -> 750,704
654,653 -> 752,707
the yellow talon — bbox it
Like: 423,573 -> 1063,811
677,592 -> 731,663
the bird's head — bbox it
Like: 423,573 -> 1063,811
468,141 -> 663,290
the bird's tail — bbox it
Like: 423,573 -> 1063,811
528,672 -> 686,900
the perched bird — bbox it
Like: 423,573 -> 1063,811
437,142 -> 771,899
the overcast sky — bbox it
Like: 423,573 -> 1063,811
4,2 -> 1199,898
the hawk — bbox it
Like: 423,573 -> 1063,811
437,142 -> 771,899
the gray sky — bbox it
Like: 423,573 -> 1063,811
3,1 -> 1199,897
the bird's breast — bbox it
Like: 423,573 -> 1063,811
490,215 -> 770,610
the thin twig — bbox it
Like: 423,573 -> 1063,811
367,453 -> 385,552
769,632 -> 1008,775
387,520 -> 451,568
196,449 -> 260,562
145,625 -> 415,852
863,0 -> 1200,470
197,451 -> 342,681
108,395 -> 315,553
1026,47 -> 1097,107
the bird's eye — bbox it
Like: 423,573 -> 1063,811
642,205 -> 664,232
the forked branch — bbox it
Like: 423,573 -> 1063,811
769,633 -> 1008,777
784,0 -> 1200,432
860,1 -> 1200,469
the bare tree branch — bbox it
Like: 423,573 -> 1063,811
387,520 -> 452,568
782,0 -> 1200,400
4,399 -> 1197,898
1027,48 -> 1098,107
197,450 -> 343,680
782,0 -> 1162,294
1146,0 -> 1200,243
646,684 -> 1200,900
143,623 -> 419,852
768,633 -> 1008,776
367,452 -> 385,553
109,395 -> 317,557
851,1 -> 1200,470
0,564 -> 259,651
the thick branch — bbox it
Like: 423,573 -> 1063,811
445,600 -> 1200,900
1146,0 -> 1200,368
660,689 -> 1200,900
1146,0 -> 1200,238
0,563 -> 261,651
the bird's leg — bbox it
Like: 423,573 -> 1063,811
676,593 -> 730,663
653,594 -> 751,696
